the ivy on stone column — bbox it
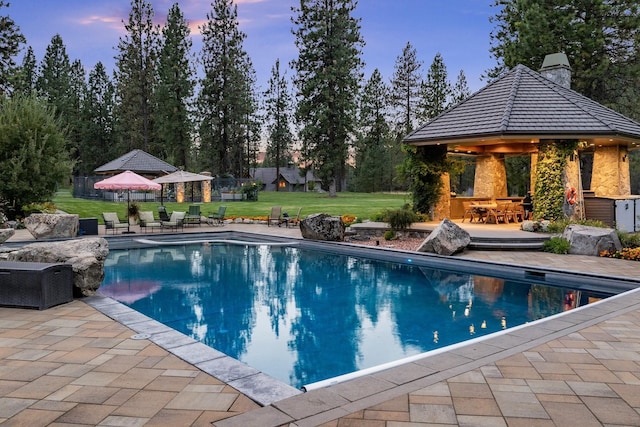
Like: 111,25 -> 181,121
533,140 -> 578,220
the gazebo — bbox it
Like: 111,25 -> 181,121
404,53 -> 640,226
94,149 -> 178,176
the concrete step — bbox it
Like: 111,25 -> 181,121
469,236 -> 548,251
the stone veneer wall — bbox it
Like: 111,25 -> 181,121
590,145 -> 630,197
473,154 -> 507,199
564,153 -> 584,219
432,173 -> 451,221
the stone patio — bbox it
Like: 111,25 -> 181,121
1,222 -> 639,426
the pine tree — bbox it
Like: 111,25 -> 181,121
353,69 -> 394,192
80,62 -> 117,174
114,0 -> 159,154
418,53 -> 452,121
291,0 -> 364,195
155,3 -> 195,169
67,59 -> 87,172
197,0 -> 257,178
0,0 -> 24,95
264,59 -> 293,190
451,70 -> 471,105
35,35 -> 79,163
389,42 -> 422,135
10,46 -> 37,96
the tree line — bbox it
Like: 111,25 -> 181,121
0,0 -> 638,215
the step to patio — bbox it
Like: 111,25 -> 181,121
468,236 -> 548,251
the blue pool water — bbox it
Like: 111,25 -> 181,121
100,241 -> 604,389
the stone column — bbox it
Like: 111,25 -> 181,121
176,182 -> 185,203
563,152 -> 583,219
590,145 -> 630,197
433,173 -> 451,221
530,152 -> 538,195
473,154 -> 507,199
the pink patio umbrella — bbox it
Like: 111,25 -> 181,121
94,170 -> 161,233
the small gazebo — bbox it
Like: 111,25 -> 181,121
404,53 -> 640,222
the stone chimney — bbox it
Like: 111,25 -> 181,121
539,52 -> 571,89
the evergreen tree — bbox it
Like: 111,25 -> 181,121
155,3 -> 195,169
10,46 -> 37,96
197,0 -> 257,178
36,34 -> 72,111
0,0 -> 24,95
389,42 -> 422,135
0,94 -> 73,212
451,69 -> 471,105
67,59 -> 87,172
418,53 -> 452,121
114,0 -> 159,154
80,62 -> 117,174
291,0 -> 364,195
264,59 -> 294,189
35,35 -> 79,163
353,69 -> 394,192
488,0 -> 640,118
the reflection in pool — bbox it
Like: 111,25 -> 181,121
101,242 -> 605,388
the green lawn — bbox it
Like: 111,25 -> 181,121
53,189 -> 411,223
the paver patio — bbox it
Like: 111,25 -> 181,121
1,222 -> 639,426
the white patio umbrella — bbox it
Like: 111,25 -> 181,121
94,170 -> 161,233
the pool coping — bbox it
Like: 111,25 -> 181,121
90,231 -> 640,426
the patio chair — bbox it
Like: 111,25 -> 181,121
158,205 -> 170,222
161,211 -> 185,232
267,206 -> 283,227
139,211 -> 162,233
462,202 -> 475,223
184,205 -> 201,226
287,207 -> 302,228
102,212 -> 129,234
208,205 -> 226,226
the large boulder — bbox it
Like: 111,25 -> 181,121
300,213 -> 345,242
24,213 -> 79,239
0,228 -> 14,244
417,218 -> 470,256
6,237 -> 109,297
562,224 -> 622,256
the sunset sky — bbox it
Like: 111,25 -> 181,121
7,0 -> 497,93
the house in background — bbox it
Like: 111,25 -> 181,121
251,164 -> 321,192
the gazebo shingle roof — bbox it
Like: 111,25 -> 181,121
404,64 -> 640,145
94,149 -> 177,175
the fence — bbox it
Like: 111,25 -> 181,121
73,176 -> 256,203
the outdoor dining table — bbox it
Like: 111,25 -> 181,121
470,203 -> 497,223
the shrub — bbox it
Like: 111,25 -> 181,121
542,237 -> 571,254
22,202 -> 57,216
386,208 -> 418,231
370,211 -> 386,222
384,230 -> 396,240
618,232 -> 640,249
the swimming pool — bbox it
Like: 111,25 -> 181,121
100,234 -> 618,389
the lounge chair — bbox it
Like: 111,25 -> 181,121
267,206 -> 283,227
208,205 -> 226,226
139,211 -> 162,233
184,205 -> 201,226
161,211 -> 185,231
102,212 -> 129,234
158,205 -> 170,222
287,207 -> 302,228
